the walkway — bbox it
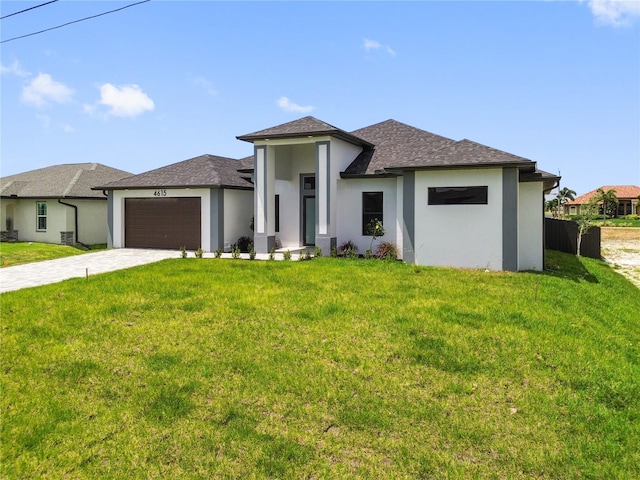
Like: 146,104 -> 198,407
0,249 -> 179,293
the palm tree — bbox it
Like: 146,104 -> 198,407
595,188 -> 619,224
557,187 -> 576,218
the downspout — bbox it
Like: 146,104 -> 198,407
58,199 -> 90,249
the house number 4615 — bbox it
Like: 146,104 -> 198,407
154,190 -> 167,197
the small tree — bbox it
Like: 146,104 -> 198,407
576,200 -> 598,257
365,218 -> 385,255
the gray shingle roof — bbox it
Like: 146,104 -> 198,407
237,116 -> 373,147
95,154 -> 252,190
0,163 -> 133,199
344,119 -> 456,175
385,138 -> 535,170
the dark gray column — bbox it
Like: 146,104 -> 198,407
402,172 -> 415,264
502,168 -> 518,271
210,188 -> 224,251
107,192 -> 114,248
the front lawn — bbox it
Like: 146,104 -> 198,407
0,242 -> 107,267
2,253 -> 639,478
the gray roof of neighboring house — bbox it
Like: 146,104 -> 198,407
0,163 -> 133,199
95,154 -> 253,190
237,116 -> 374,147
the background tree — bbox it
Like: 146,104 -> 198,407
545,198 -> 559,217
595,188 -> 619,223
557,187 -> 576,218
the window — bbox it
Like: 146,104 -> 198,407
428,186 -> 488,205
36,202 -> 47,231
275,195 -> 280,233
303,176 -> 315,191
362,192 -> 383,235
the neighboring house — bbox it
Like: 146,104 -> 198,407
95,155 -> 254,250
564,185 -> 640,217
99,116 -> 558,271
1,163 -> 132,245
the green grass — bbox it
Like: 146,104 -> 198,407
0,242 -> 107,267
2,252 -> 639,478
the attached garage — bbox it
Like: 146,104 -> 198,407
125,197 -> 201,249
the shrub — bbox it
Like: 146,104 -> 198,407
304,250 -> 312,261
283,250 -> 291,261
214,248 -> 223,259
180,246 -> 187,259
624,214 -> 639,220
269,248 -> 275,261
249,248 -> 256,260
364,248 -> 374,259
313,245 -> 322,257
376,241 -> 399,260
195,247 -> 204,258
339,240 -> 358,257
235,236 -> 253,253
231,246 -> 241,259
330,246 -> 338,258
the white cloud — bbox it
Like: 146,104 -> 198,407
583,0 -> 640,26
22,73 -> 73,107
62,124 -> 75,133
95,83 -> 155,117
363,38 -> 396,57
193,76 -> 218,96
276,96 -> 315,114
1,59 -> 29,77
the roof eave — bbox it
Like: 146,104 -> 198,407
384,161 -> 532,173
236,131 -> 374,148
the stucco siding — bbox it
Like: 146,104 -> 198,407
223,189 -> 253,247
336,177 -> 398,254
518,182 -> 544,270
414,169 -> 504,270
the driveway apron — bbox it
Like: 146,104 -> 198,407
0,249 -> 178,293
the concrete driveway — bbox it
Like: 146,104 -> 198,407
0,249 -> 179,294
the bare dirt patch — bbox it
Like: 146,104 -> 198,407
601,228 -> 640,288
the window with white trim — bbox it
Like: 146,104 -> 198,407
36,202 -> 47,231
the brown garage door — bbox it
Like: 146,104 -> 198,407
125,197 -> 201,250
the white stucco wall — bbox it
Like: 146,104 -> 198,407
111,189 -> 211,250
328,138 -> 364,238
518,182 -> 544,270
1,198 -> 108,245
224,189 -> 253,246
414,169 -> 504,270
336,177 -> 398,254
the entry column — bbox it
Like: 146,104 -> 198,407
315,141 -> 335,253
254,145 -> 276,253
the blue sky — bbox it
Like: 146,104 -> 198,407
1,0 -> 639,196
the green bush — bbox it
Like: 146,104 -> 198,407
376,241 -> 399,260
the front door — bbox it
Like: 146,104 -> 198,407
301,174 -> 316,246
303,196 -> 315,246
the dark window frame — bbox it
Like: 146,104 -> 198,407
36,201 -> 47,231
428,186 -> 488,205
362,191 -> 383,236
